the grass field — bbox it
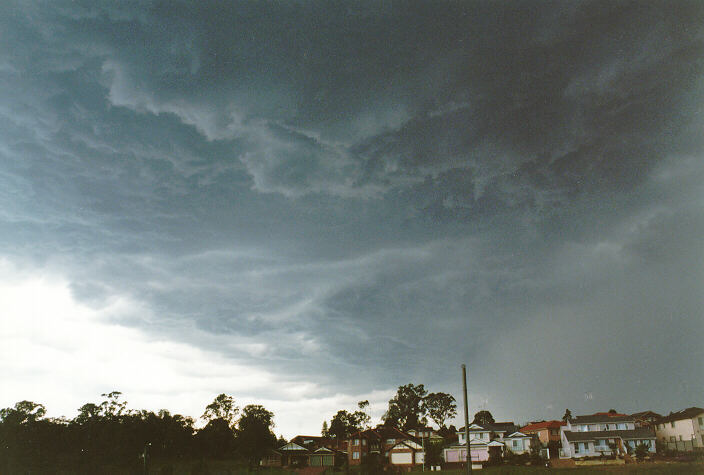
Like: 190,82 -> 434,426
143,459 -> 704,475
419,462 -> 704,474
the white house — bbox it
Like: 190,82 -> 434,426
560,414 -> 656,458
504,431 -> 534,455
654,407 -> 704,451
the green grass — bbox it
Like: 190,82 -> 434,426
432,462 -> 704,474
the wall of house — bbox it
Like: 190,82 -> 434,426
655,415 -> 704,448
572,422 -> 635,432
507,438 -> 530,454
443,447 -> 488,462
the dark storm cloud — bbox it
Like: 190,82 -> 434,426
1,0 -> 703,427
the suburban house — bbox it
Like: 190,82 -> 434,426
407,426 -> 442,441
631,411 -> 662,429
346,425 -> 413,466
443,421 -> 525,466
275,442 -> 310,467
504,431 -> 535,455
443,438 -> 505,466
388,438 -> 425,470
265,439 -> 346,469
520,420 -> 565,445
290,434 -> 346,451
559,413 -> 656,458
654,407 -> 704,451
456,422 -> 518,444
308,446 -> 346,468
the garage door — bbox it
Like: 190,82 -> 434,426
391,452 -> 413,464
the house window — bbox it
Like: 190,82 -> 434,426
671,422 -> 675,428
386,438 -> 395,444
352,452 -> 360,460
699,417 -> 703,427
513,440 -> 520,449
679,435 -> 683,441
362,439 -> 367,446
353,439 -> 359,446
670,436 -> 675,442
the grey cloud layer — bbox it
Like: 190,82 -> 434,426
1,0 -> 703,422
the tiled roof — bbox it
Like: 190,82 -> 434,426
564,428 -> 655,442
521,420 -> 565,432
571,414 -> 634,424
458,422 -> 517,433
630,411 -> 662,419
658,407 -> 704,424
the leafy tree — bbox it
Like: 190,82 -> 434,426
546,440 -> 561,459
236,404 -> 276,469
99,391 -> 128,419
328,410 -> 360,439
635,443 -> 649,460
75,403 -> 101,424
321,420 -> 329,437
487,445 -> 503,465
355,400 -> 371,429
472,410 -> 494,426
0,401 -> 46,425
424,392 -> 456,428
424,439 -> 444,468
382,383 -> 428,430
562,409 -> 572,422
202,394 -> 239,427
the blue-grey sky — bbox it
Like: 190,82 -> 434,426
1,1 -> 703,437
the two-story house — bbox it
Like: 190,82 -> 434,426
654,407 -> 704,451
560,413 -> 656,458
520,420 -> 565,446
443,422 -> 522,464
346,425 -> 412,466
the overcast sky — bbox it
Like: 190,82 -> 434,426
1,1 -> 703,438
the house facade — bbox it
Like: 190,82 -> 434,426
520,420 -> 565,445
388,439 -> 425,470
504,431 -> 534,455
346,426 -> 412,466
654,407 -> 704,451
456,422 -> 518,444
560,414 -> 656,458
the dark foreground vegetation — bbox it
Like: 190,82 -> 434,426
0,392 -> 281,474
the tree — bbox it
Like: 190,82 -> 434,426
74,403 -> 101,425
328,410 -> 360,439
424,439 -> 444,468
635,443 -> 649,460
382,383 -> 428,430
424,392 -> 457,428
0,401 -> 46,425
321,420 -> 329,437
237,405 -> 276,469
355,400 -> 371,429
202,394 -> 239,427
99,391 -> 128,419
472,410 -> 494,426
562,409 -> 572,422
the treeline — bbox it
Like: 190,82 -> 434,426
0,391 -> 280,474
322,383 -> 458,439
0,383 -> 456,473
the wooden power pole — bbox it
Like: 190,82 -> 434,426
462,364 -> 472,473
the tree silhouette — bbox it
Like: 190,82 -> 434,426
472,410 -> 494,426
382,383 -> 428,430
425,392 -> 457,428
202,394 -> 239,427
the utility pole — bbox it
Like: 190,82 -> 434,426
462,364 -> 472,474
